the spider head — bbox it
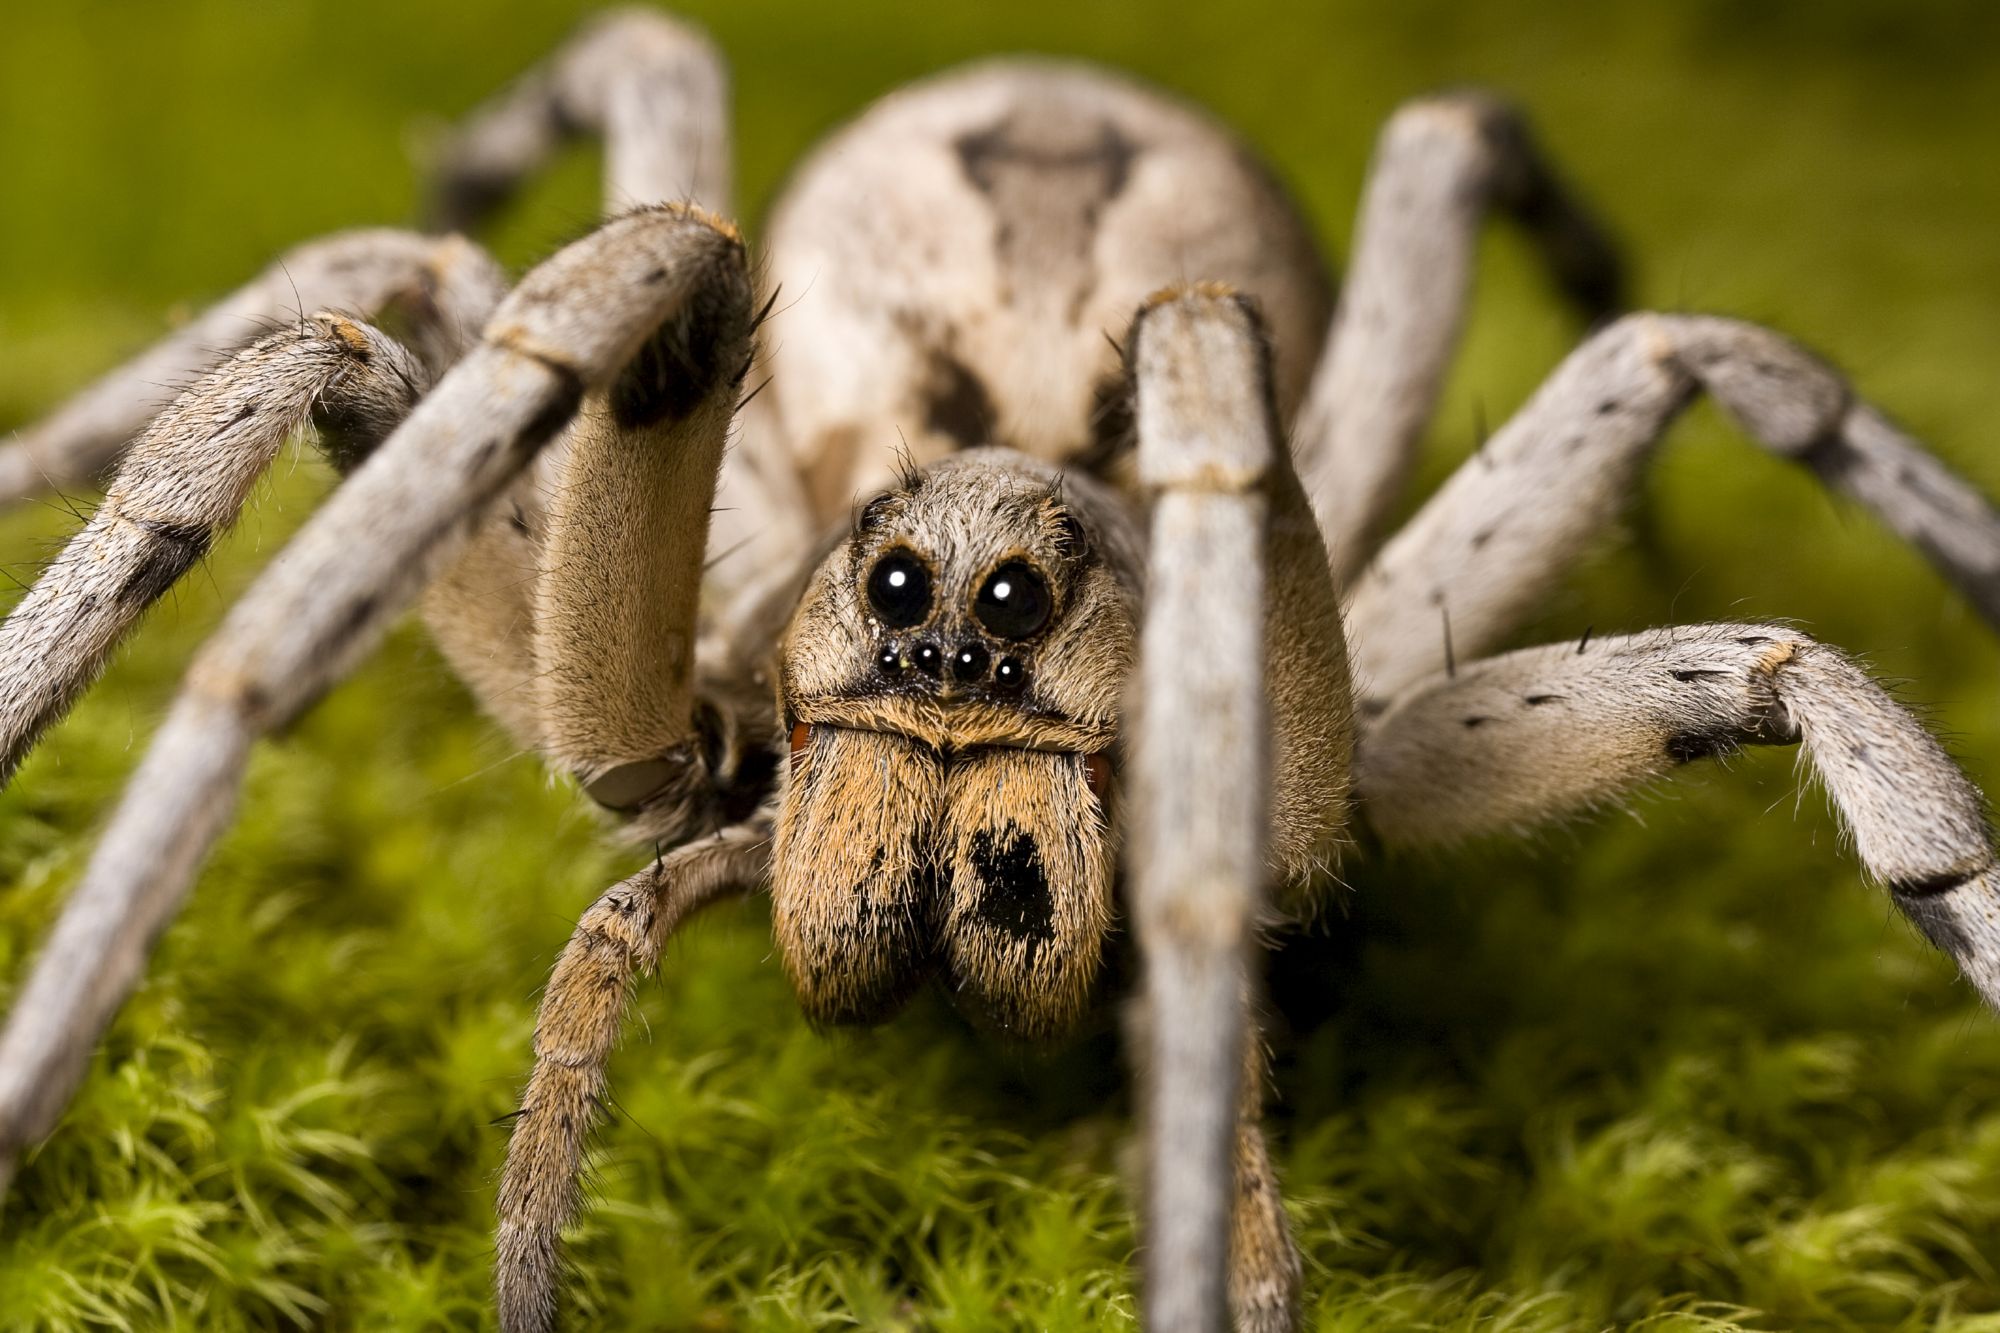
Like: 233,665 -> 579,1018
771,450 -> 1140,1038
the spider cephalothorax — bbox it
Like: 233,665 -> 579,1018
4,10 -> 2000,1333
775,453 -> 1139,1037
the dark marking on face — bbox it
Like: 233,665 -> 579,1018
1670,668 -> 1730,683
970,827 -> 1056,951
118,519 -> 213,606
1524,694 -> 1564,706
1462,716 -> 1492,729
923,351 -> 998,448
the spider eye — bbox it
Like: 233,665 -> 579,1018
866,551 -> 933,628
973,561 -> 1052,640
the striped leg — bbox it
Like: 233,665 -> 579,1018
496,821 -> 769,1333
0,205 -> 751,1194
1355,623 -> 2000,1009
0,314 -> 429,785
0,230 -> 502,505
1345,314 -> 2000,703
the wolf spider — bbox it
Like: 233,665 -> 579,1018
4,10 -> 2000,1331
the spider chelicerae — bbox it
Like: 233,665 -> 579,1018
3,10 -> 1999,1331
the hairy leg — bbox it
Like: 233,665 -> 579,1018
1354,623 -> 2000,1008
1229,1031 -> 1303,1333
496,819 -> 769,1333
0,205 -> 750,1189
0,316 -> 436,785
426,6 -> 731,227
0,230 -> 502,505
1346,314 -> 2000,701
1293,92 -> 1623,586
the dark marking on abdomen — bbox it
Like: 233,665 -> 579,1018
923,352 -> 999,448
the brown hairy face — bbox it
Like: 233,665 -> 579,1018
770,450 -> 1140,1038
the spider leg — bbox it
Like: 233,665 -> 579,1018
0,204 -> 751,1191
1229,1029 -> 1302,1333
1355,623 -> 2000,1008
1130,287 -> 1330,1332
0,316 -> 435,786
418,252 -> 767,829
426,7 -> 731,228
0,230 -> 503,506
1346,314 -> 2000,702
1293,92 -> 1624,585
496,817 -> 769,1333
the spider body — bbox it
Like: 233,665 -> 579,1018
4,11 -> 2000,1333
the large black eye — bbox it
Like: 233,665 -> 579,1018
866,550 -> 933,627
973,561 -> 1052,640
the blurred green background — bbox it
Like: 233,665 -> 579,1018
4,1 -> 2000,1328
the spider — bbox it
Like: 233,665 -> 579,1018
3,9 -> 2000,1331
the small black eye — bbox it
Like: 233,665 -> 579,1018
973,561 -> 1052,640
866,551 -> 933,628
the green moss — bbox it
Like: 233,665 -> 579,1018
5,1 -> 2000,1328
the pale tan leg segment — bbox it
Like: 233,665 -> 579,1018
1356,623 -> 2000,1008
496,821 -> 769,1333
1128,289 -> 1276,1333
0,205 -> 750,1193
427,6 -> 732,227
530,273 -> 762,837
0,230 -> 503,505
1346,313 -> 2000,702
0,316 -> 433,785
1294,92 -> 1623,586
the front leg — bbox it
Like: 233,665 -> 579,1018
1127,287 -> 1353,1331
0,205 -> 750,1194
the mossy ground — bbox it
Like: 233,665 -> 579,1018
4,2 -> 2000,1328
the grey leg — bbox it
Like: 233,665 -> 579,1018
1294,92 -> 1623,586
1346,313 -> 2000,702
1128,288 -> 1278,1333
1355,622 -> 2000,1010
0,205 -> 751,1194
426,7 -> 732,227
0,230 -> 503,505
0,315 -> 429,786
